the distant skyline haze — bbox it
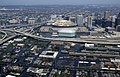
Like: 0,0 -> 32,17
0,0 -> 120,5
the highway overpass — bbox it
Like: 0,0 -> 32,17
2,28 -> 120,45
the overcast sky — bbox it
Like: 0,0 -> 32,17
0,0 -> 120,5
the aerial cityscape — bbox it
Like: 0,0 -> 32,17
0,0 -> 120,77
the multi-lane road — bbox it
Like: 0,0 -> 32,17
1,21 -> 120,45
2,28 -> 120,45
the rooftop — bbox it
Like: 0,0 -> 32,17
54,20 -> 76,27
39,51 -> 58,59
58,29 -> 76,33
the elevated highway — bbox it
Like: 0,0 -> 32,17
11,30 -> 120,45
0,31 -> 7,41
2,28 -> 120,45
69,52 -> 120,58
1,19 -> 120,45
0,22 -> 46,45
0,34 -> 20,45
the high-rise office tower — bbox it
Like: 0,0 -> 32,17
115,13 -> 120,28
87,16 -> 93,29
92,13 -> 96,20
76,15 -> 84,26
116,25 -> 120,32
69,17 -> 76,23
109,15 -> 117,27
104,11 -> 110,20
64,16 -> 70,21
50,15 -> 57,20
110,15 -> 117,22
57,15 -> 64,20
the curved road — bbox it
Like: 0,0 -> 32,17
2,29 -> 120,45
0,31 -> 7,41
13,30 -> 120,45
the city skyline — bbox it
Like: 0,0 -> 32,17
0,3 -> 120,77
1,0 -> 120,5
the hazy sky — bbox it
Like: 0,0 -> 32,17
1,0 -> 120,5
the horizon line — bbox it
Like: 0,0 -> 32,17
0,4 -> 120,6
